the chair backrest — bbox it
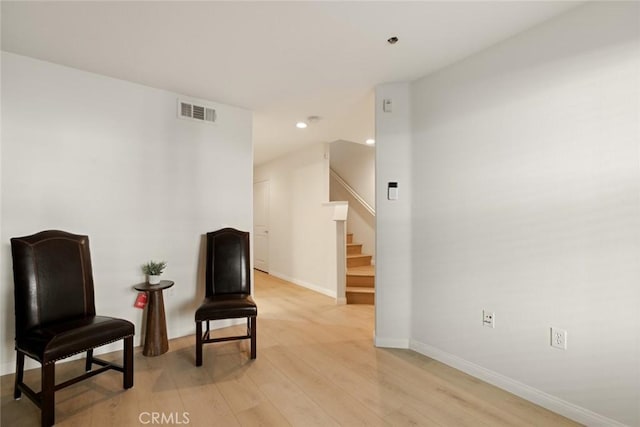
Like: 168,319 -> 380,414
11,230 -> 96,337
205,228 -> 251,296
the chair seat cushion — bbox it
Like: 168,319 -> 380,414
16,315 -> 134,364
195,294 -> 257,321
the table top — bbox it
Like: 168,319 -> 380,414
134,280 -> 174,292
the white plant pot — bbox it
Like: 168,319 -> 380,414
148,275 -> 161,285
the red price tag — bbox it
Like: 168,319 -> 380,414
134,292 -> 148,309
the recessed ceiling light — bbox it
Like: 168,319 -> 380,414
296,122 -> 308,129
366,138 -> 375,145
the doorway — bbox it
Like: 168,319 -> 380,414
253,180 -> 270,272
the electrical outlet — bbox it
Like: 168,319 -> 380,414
483,310 -> 495,328
551,327 -> 567,350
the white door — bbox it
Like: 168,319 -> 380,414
253,180 -> 270,272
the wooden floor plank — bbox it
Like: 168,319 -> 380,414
246,353 -> 339,427
388,348 -> 579,427
0,270 -> 580,426
234,400 -> 292,427
327,340 -> 522,426
263,346 -> 390,427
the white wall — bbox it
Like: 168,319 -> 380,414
374,83 -> 412,348
1,52 -> 253,374
407,2 -> 639,426
253,143 -> 338,297
330,140 -> 375,261
330,140 -> 375,208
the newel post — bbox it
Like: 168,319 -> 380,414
332,202 -> 348,305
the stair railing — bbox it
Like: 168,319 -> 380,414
330,169 -> 375,217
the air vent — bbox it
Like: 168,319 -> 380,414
178,99 -> 216,124
193,105 -> 205,120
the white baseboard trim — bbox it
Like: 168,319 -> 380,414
336,297 -> 347,305
269,270 -> 337,299
409,339 -> 627,427
374,336 -> 410,349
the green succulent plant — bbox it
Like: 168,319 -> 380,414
141,260 -> 167,276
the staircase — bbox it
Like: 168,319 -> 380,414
346,233 -> 375,304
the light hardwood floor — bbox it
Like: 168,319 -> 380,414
1,271 -> 580,426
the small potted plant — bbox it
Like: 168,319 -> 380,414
142,260 -> 167,285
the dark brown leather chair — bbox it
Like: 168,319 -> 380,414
10,230 -> 134,427
195,228 -> 257,366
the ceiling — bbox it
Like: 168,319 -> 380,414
1,1 -> 581,165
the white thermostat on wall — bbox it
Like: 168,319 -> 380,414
388,182 -> 398,200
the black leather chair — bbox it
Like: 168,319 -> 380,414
10,230 -> 134,427
195,228 -> 257,366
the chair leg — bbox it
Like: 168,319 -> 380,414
14,351 -> 24,399
250,317 -> 257,359
41,363 -> 55,427
85,349 -> 93,372
195,321 -> 203,367
123,336 -> 134,389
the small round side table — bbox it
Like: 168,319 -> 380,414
134,280 -> 174,357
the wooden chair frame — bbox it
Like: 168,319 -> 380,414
195,317 -> 256,366
14,340 -> 134,427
